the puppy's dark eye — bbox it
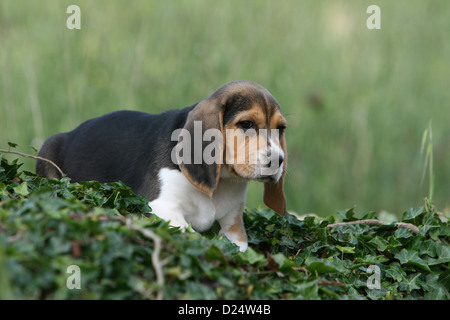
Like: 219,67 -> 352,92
238,120 -> 255,130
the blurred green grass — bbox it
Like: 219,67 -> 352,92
1,0 -> 449,217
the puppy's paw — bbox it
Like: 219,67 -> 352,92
220,229 -> 248,252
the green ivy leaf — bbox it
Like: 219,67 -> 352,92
355,255 -> 389,265
305,257 -> 344,274
368,236 -> 388,251
13,181 -> 29,196
273,253 -> 299,276
293,280 -> 320,300
337,208 -> 357,222
384,262 -> 406,282
394,249 -> 431,272
336,245 -> 355,254
0,183 -> 8,197
402,207 -> 424,222
237,247 -> 266,265
399,273 -> 422,292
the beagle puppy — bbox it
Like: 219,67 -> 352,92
36,80 -> 287,251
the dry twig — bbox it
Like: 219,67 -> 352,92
0,149 -> 65,178
117,216 -> 165,300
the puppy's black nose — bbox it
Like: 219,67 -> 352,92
278,155 -> 284,166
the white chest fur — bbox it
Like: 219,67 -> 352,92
149,168 -> 248,233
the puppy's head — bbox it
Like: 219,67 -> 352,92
176,80 -> 287,215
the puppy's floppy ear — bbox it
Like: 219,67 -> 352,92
177,98 -> 224,198
263,134 -> 287,215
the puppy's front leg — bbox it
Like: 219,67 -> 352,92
218,205 -> 248,252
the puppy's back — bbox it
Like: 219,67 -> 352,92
36,107 -> 194,197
